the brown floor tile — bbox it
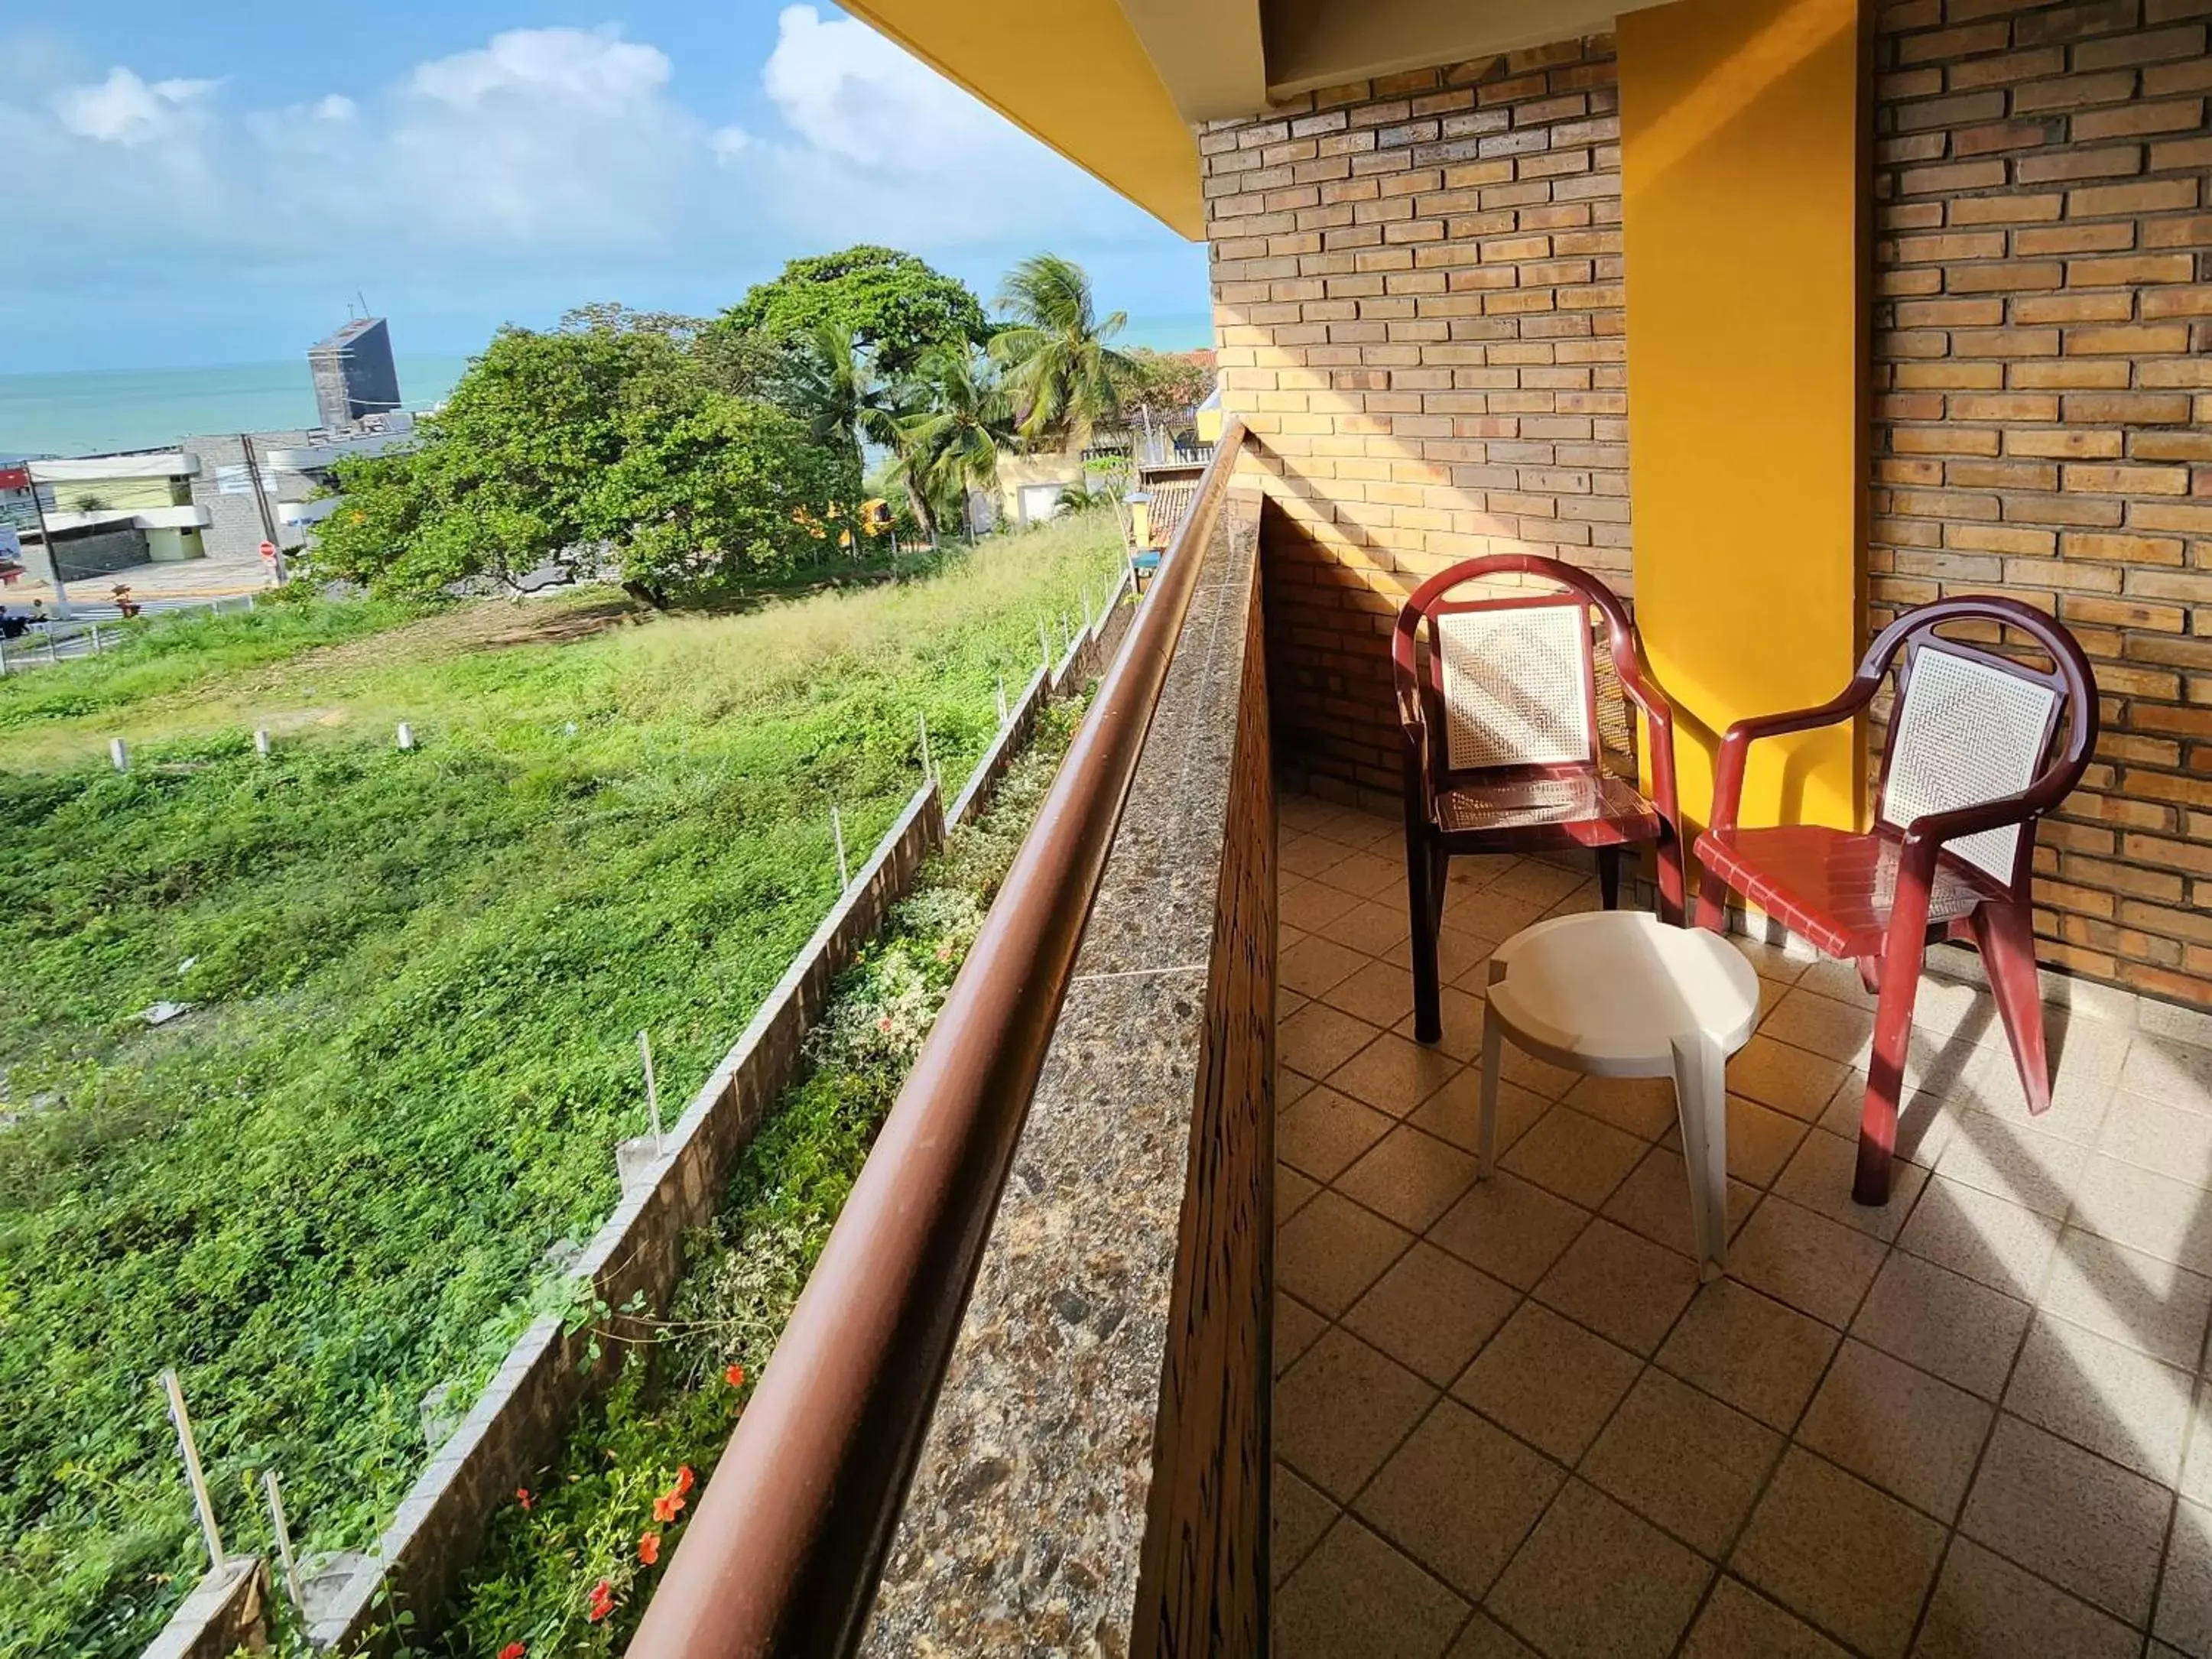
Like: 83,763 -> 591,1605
1489,859 -> 1588,907
1345,1241 -> 1519,1388
1279,1165 -> 1320,1221
1338,1125 -> 1483,1233
1328,1031 -> 1465,1119
1603,1146 -> 1759,1263
1321,897 -> 1416,958
1281,836 -> 1350,879
2003,1313 -> 2194,1485
1732,1448 -> 1947,1659
1728,1195 -> 1889,1329
1275,1294 -> 1329,1378
2155,1498 -> 2212,1657
1382,927 -> 1496,992
1772,1128 -> 1929,1241
1534,1218 -> 1700,1355
1283,933 -> 1374,1000
1820,1066 -> 1964,1170
1426,1171 -> 1590,1291
1895,1176 -> 2061,1301
2099,1092 -> 2212,1186
1273,1463 -> 1338,1586
1275,1514 -> 1469,1659
1498,1042 -> 1584,1099
1564,1073 -> 1681,1141
1413,1072 -> 1548,1162
1500,1104 -> 1649,1209
1658,1279 -> 1840,1431
1581,1368 -> 1782,1557
1681,1576 -> 1851,1658
2038,1227 -> 2212,1372
1276,1328 -> 1437,1502
1282,1000 -> 1384,1081
1316,849 -> 1408,902
2122,1034 -> 2212,1114
1322,959 -> 1421,1029
1444,1612 -> 1539,1658
1763,989 -> 1876,1067
1279,1190 -> 1415,1316
1281,877 -> 1363,934
1917,1537 -> 2141,1659
1707,1093 -> 1813,1190
1959,1414 -> 2170,1627
1454,1300 -> 1641,1464
1729,1034 -> 1854,1122
1487,1480 -> 1713,1659
2068,1154 -> 2212,1277
1935,1113 -> 2091,1220
1795,1339 -> 1993,1522
1392,982 -> 1490,1064
1443,887 -> 1553,946
1280,1086 -> 1395,1183
1356,1400 -> 1565,1599
1851,1252 -> 2032,1401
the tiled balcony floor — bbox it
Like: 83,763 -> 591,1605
1273,794 -> 2212,1659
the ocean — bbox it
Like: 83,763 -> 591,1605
0,312 -> 1214,460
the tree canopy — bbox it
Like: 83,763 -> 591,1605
716,246 -> 989,375
305,315 -> 858,605
990,253 -> 1128,450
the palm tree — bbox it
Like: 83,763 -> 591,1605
894,344 -> 1018,543
782,321 -> 905,474
989,255 -> 1129,451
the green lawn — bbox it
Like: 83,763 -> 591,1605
0,518 -> 1126,1659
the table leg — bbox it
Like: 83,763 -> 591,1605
1670,1031 -> 1728,1281
1478,1008 -> 1503,1181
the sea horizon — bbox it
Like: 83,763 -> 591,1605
0,311 -> 1215,460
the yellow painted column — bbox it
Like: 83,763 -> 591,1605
1620,0 -> 1869,835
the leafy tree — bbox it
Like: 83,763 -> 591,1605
1111,348 -> 1216,419
893,345 -> 1017,544
596,394 -> 856,605
989,254 -> 1129,451
778,323 -> 908,474
307,316 -> 856,605
716,245 -> 989,375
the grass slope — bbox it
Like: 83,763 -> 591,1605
0,518 -> 1125,1658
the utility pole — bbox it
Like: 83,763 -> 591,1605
239,434 -> 283,556
24,468 -> 69,620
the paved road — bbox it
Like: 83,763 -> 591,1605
0,591 -> 264,673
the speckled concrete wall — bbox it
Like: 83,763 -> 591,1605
864,480 -> 1276,1654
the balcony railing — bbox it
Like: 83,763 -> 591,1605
629,418 -> 1247,1659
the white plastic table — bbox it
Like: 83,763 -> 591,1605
1477,911 -> 1761,1281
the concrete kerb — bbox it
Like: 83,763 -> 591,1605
142,1557 -> 267,1659
285,596 -> 1148,1656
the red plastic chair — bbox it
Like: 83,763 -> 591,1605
1392,556 -> 1685,1045
1693,598 -> 2099,1204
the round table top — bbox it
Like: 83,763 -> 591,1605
1486,911 -> 1762,1072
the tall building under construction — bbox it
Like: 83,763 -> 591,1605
307,316 -> 401,430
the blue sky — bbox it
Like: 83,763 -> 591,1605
0,1 -> 1210,373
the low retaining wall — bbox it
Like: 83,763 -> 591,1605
252,573 -> 1146,1655
310,780 -> 947,1652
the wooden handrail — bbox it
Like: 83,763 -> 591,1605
629,420 -> 1248,1659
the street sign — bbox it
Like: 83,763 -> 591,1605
0,466 -> 31,492
259,541 -> 278,560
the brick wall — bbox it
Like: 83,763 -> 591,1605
1871,0 -> 2212,1007
1201,40 -> 1631,799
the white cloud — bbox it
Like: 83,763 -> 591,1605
408,26 -> 671,114
53,67 -> 212,145
0,11 -> 1192,367
762,5 -> 1007,174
